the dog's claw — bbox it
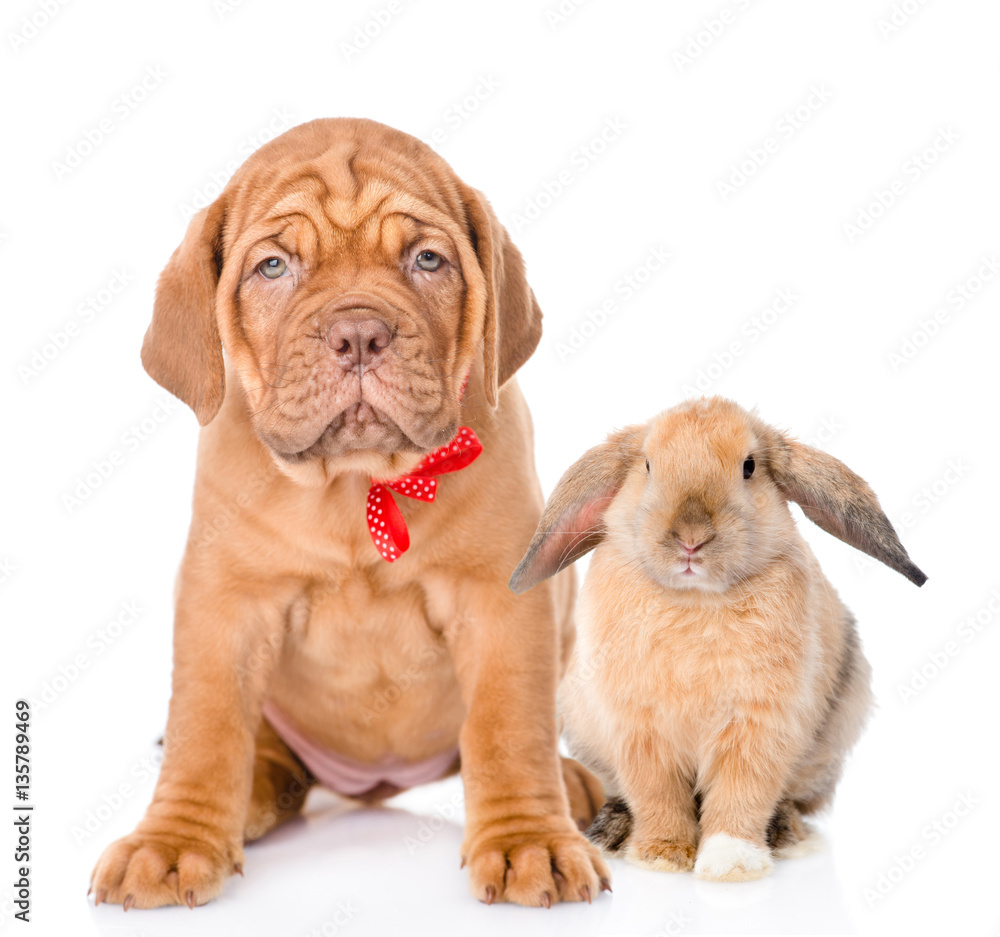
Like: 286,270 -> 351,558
186,890 -> 196,909
234,862 -> 244,877
600,877 -> 612,893
541,891 -> 551,909
94,889 -> 106,907
484,884 -> 496,905
122,894 -> 134,912
87,886 -> 92,897
581,885 -> 591,904
460,856 -> 466,869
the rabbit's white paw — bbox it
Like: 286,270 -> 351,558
694,834 -> 773,882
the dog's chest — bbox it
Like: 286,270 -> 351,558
289,572 -> 450,680
266,569 -> 465,760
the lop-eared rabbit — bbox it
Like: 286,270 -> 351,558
510,396 -> 926,881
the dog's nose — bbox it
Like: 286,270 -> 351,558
326,317 -> 392,371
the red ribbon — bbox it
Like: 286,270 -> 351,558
366,426 -> 482,562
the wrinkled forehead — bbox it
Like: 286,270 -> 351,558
223,124 -> 469,258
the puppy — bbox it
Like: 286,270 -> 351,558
89,118 -> 608,910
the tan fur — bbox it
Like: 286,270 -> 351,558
89,118 -> 608,910
512,397 -> 925,880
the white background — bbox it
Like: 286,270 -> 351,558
2,0 -> 998,934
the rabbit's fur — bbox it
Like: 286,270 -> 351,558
511,397 -> 925,881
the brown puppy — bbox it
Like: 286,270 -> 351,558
89,118 -> 608,910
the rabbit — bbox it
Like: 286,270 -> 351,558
509,396 -> 926,882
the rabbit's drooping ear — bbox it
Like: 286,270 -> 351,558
510,426 -> 645,594
771,437 -> 927,586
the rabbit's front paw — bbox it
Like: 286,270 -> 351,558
694,833 -> 773,882
626,836 -> 697,872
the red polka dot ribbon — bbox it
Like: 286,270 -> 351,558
366,426 -> 482,562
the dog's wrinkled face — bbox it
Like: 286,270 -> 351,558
142,118 -> 543,481
234,180 -> 468,465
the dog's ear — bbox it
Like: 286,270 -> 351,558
460,187 -> 543,407
510,426 -> 646,594
770,435 -> 927,586
141,199 -> 228,426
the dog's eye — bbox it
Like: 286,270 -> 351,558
415,250 -> 443,272
645,458 -> 651,473
743,455 -> 755,479
258,257 -> 287,279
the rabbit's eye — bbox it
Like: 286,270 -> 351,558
743,455 -> 755,479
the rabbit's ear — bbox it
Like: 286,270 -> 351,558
510,426 -> 645,594
771,436 -> 927,586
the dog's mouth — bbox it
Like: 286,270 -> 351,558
275,402 -> 422,463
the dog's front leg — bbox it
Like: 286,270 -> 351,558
89,565 -> 289,909
451,579 -> 611,907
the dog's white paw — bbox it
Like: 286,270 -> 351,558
694,833 -> 773,882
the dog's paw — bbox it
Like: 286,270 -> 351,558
560,757 -> 605,831
694,833 -> 773,882
90,829 -> 243,909
626,836 -> 697,872
463,817 -> 611,907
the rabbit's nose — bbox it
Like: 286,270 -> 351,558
674,534 -> 715,555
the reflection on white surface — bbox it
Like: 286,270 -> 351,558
83,779 -> 857,937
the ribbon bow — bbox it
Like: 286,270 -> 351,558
366,427 -> 482,562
